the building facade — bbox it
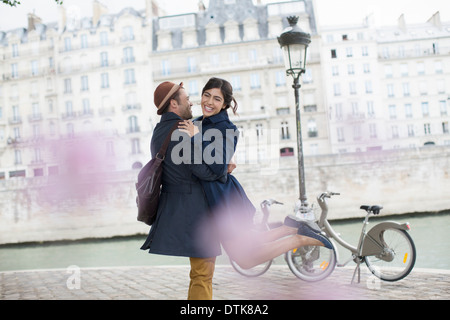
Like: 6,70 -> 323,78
321,12 -> 450,153
0,0 -> 449,182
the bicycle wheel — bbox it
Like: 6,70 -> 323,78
229,257 -> 272,277
364,228 -> 416,282
286,245 -> 336,282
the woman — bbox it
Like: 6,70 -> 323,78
179,77 -> 331,269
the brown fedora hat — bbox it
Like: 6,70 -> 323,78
154,81 -> 183,115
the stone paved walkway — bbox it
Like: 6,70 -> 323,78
1,265 -> 449,300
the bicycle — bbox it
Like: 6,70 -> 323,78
286,191 -> 416,283
229,199 -> 283,277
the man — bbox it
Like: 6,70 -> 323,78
141,81 -> 224,300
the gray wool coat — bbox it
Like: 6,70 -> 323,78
140,112 -> 224,258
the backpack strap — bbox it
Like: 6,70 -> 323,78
155,121 -> 182,160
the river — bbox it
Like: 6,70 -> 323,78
0,212 -> 448,272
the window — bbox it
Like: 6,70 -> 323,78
82,99 -> 91,115
331,66 -> 339,76
65,101 -> 74,117
230,51 -> 239,64
161,60 -> 170,76
250,73 -> 260,89
303,69 -> 312,83
387,84 -> 394,97
11,63 -> 18,78
64,78 -> 72,93
33,148 -> 42,163
402,82 -> 410,96
435,61 -> 443,74
64,37 -> 71,51
361,46 -> 369,56
188,80 -> 198,96
346,47 -> 353,57
280,147 -> 294,157
331,49 -> 337,59
365,81 -> 372,94
187,57 -> 196,73
81,76 -> 89,91
424,123 -> 431,135
275,71 -> 285,87
407,124 -> 415,137
389,105 -> 397,119
382,47 -> 389,58
369,123 -> 377,138
100,52 -> 108,67
443,122 -> 449,134
364,102 -> 374,118
12,43 -> 19,57
391,125 -> 399,138
128,116 -> 139,133
349,82 -> 356,95
80,34 -> 88,48
31,103 -> 40,119
308,119 -> 318,137
417,62 -> 425,75
31,60 -> 38,76
281,121 -> 290,140
333,83 -> 341,96
335,103 -> 343,119
440,100 -> 448,116
419,81 -> 427,95
421,102 -> 429,117
337,127 -> 345,142
106,141 -> 115,156
66,123 -> 75,138
400,63 -> 408,76
131,138 -> 140,154
122,26 -> 134,41
385,65 -> 392,78
363,63 -> 370,73
123,47 -> 134,63
231,75 -> 241,91
124,69 -> 136,85
101,73 -> 109,88
405,104 -> 413,118
100,31 -> 108,46
347,64 -> 355,75
248,49 -> 257,62
256,123 -> 263,137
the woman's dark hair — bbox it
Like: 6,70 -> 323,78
201,77 -> 238,115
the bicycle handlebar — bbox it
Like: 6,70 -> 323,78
319,191 -> 340,199
260,199 -> 284,207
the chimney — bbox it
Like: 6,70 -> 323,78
427,11 -> 441,30
28,12 -> 42,31
58,5 -> 66,32
93,0 -> 108,26
198,1 -> 206,11
397,14 -> 406,32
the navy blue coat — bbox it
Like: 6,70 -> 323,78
194,110 -> 255,226
140,112 -> 223,258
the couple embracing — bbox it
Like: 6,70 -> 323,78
140,77 -> 332,300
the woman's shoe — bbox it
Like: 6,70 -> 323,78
297,223 -> 333,249
284,215 -> 321,233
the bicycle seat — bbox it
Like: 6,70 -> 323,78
360,205 -> 383,215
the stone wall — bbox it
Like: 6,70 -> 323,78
0,146 -> 448,244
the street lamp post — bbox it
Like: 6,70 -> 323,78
278,16 -> 311,213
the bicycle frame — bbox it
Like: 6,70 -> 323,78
316,192 -> 411,265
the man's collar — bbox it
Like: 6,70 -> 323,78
160,112 -> 183,122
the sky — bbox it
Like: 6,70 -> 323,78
0,0 -> 449,31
